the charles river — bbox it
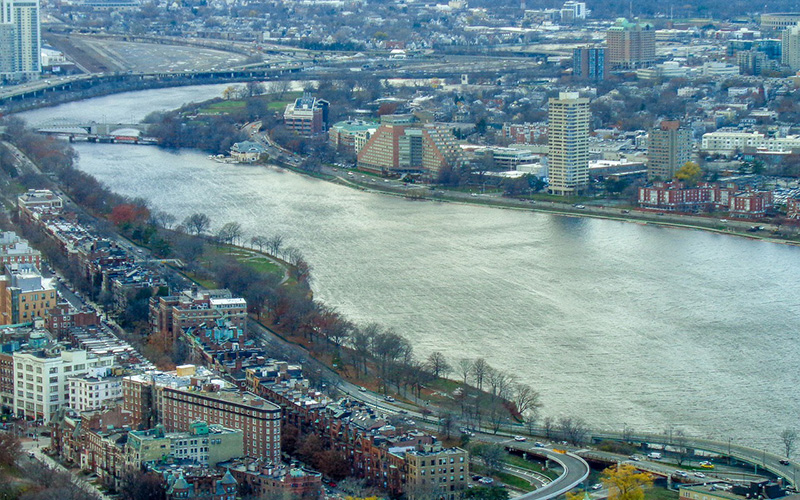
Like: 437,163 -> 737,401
19,85 -> 800,453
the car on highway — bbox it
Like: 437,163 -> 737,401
699,461 -> 714,469
693,472 -> 706,478
675,471 -> 689,478
358,386 -> 367,392
534,442 -> 545,447
780,459 -> 791,466
384,396 -> 395,402
514,436 -> 527,442
629,455 -> 641,461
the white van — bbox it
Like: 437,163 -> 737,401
648,452 -> 662,459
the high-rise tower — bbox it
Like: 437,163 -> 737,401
547,92 -> 591,196
648,121 -> 692,180
0,0 -> 40,82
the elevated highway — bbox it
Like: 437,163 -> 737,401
590,431 -> 799,487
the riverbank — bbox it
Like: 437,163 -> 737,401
274,160 -> 800,247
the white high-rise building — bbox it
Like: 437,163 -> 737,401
782,24 -> 800,71
0,0 -> 41,82
547,92 -> 590,196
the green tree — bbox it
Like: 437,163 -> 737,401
602,464 -> 653,500
674,161 -> 702,185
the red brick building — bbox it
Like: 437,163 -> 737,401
150,288 -> 247,344
638,181 -> 773,218
221,458 -> 322,499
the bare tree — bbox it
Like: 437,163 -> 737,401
438,410 -> 456,440
543,416 -> 556,440
674,429 -> 689,466
782,428 -> 798,459
183,212 -> 211,235
472,357 -> 489,390
217,221 -> 243,245
513,383 -> 542,416
558,416 -> 589,446
456,358 -> 473,386
525,409 -> 539,436
251,235 -> 269,251
267,234 -> 285,256
149,210 -> 176,229
426,351 -> 451,379
486,369 -> 515,400
474,443 -> 506,474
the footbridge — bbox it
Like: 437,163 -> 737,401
35,120 -> 155,144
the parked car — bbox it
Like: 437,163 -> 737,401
478,477 -> 494,485
591,484 -> 603,490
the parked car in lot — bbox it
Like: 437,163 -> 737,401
478,477 -> 494,485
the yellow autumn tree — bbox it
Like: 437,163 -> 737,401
601,464 -> 653,500
674,161 -> 702,185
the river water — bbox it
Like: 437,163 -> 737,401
19,86 -> 800,452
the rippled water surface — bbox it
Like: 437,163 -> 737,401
20,88 -> 800,451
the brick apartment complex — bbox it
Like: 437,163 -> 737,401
221,458 -> 323,499
639,181 -> 773,217
357,114 -> 464,179
283,93 -> 329,136
124,367 -> 281,463
501,122 -> 547,144
245,363 -> 468,496
150,288 -> 247,344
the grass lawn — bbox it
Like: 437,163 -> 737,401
204,245 -> 284,277
646,487 -> 680,500
197,100 -> 247,114
497,472 -> 535,492
505,455 -> 559,480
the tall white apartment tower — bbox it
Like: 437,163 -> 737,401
0,0 -> 41,82
547,92 -> 590,196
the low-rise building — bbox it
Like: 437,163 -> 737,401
17,189 -> 64,223
0,263 -> 57,325
701,130 -> 800,156
221,457 -> 323,498
230,141 -> 267,162
126,421 -> 243,468
67,369 -> 124,412
404,445 -> 469,500
150,288 -> 247,344
638,181 -> 773,217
